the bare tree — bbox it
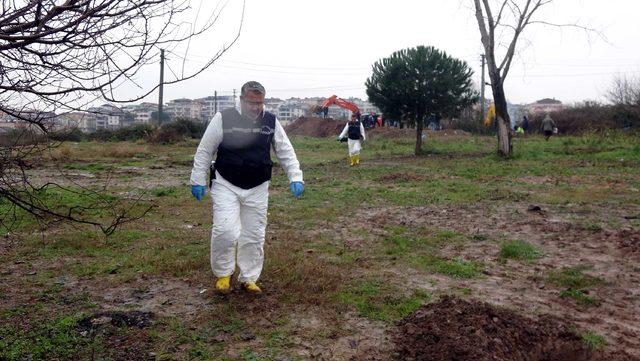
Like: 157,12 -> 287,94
607,74 -> 640,107
472,0 -> 591,156
0,0 -> 244,235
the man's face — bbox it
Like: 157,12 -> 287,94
240,91 -> 265,120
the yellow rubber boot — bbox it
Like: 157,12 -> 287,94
349,155 -> 355,166
242,282 -> 262,294
215,276 -> 231,294
355,154 -> 360,165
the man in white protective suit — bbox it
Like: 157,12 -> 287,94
189,81 -> 304,294
337,114 -> 366,166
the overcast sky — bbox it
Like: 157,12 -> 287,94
123,0 -> 640,106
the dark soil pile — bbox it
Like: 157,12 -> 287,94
394,296 -> 635,361
284,117 -> 344,137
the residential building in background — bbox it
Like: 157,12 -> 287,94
528,98 -> 563,114
165,98 -> 203,121
199,95 -> 237,121
87,104 -> 127,130
122,102 -> 157,124
0,94 -> 398,134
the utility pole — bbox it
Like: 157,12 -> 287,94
480,54 -> 486,123
233,89 -> 237,109
214,90 -> 218,114
158,49 -> 165,126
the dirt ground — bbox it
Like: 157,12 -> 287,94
2,134 -> 639,360
356,201 -> 640,359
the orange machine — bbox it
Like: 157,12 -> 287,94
320,95 -> 361,118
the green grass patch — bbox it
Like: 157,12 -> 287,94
63,162 -> 109,172
0,315 -> 100,360
581,330 -> 607,350
499,240 -> 544,261
150,186 -> 181,197
430,257 -> 483,278
559,289 -> 599,306
337,281 -> 430,321
548,267 -> 603,289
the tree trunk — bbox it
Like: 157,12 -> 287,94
415,115 -> 423,155
492,82 -> 513,157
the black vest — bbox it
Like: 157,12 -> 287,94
215,108 -> 276,189
347,120 -> 361,140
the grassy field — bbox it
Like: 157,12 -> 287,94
1,130 -> 639,360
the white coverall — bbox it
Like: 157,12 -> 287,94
339,122 -> 366,156
190,111 -> 303,283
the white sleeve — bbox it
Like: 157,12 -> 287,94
189,113 -> 223,186
272,119 -> 304,183
360,123 -> 366,141
339,123 -> 349,138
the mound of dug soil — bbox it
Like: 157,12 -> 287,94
394,297 -> 633,361
284,117 -> 344,137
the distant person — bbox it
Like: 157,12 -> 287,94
337,114 -> 366,166
522,115 -> 529,132
323,106 -> 329,118
376,115 -> 382,127
540,113 -> 557,141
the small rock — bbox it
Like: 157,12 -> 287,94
240,331 -> 255,341
492,317 -> 499,322
527,205 -> 542,212
26,271 -> 37,276
92,316 -> 113,325
538,283 -> 546,289
213,333 -> 228,343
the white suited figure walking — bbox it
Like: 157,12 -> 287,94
190,81 -> 304,294
338,114 -> 366,166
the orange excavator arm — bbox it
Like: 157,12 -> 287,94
320,95 -> 360,115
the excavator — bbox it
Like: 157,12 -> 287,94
314,95 -> 361,119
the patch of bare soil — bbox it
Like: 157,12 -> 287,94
284,117 -> 345,138
394,296 -> 635,361
78,311 -> 155,360
283,308 -> 393,360
97,277 -> 209,318
25,164 -> 189,189
614,229 -> 640,258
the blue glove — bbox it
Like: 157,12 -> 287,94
191,185 -> 207,201
290,182 -> 304,199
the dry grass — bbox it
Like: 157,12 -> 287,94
263,231 -> 344,306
